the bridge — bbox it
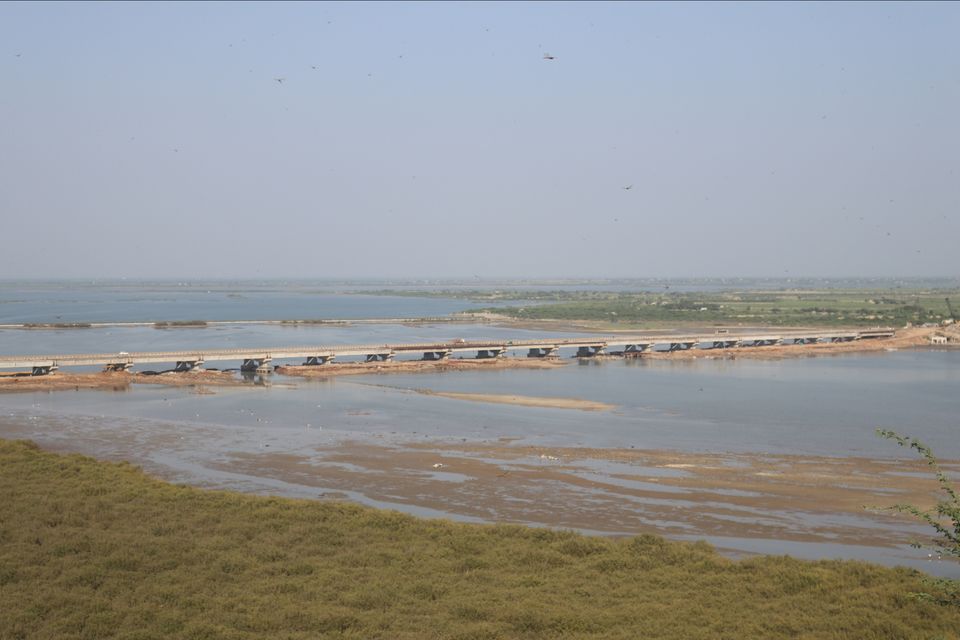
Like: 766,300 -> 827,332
0,328 -> 895,375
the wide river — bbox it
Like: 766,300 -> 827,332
1,281 -> 957,577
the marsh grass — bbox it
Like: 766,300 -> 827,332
1,439 -> 958,639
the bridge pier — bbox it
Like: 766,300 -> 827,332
527,347 -> 559,358
365,352 -> 394,362
31,365 -> 58,376
859,329 -> 895,339
241,358 -> 272,373
624,344 -> 652,354
575,345 -> 606,358
742,339 -> 780,347
303,355 -> 335,366
103,362 -> 133,372
709,340 -> 741,349
476,348 -> 505,359
423,350 -> 452,361
621,343 -> 653,358
174,360 -> 204,372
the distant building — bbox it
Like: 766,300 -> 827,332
930,335 -> 948,345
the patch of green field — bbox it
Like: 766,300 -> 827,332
1,439 -> 958,639
464,289 -> 960,328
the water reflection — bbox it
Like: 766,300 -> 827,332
240,371 -> 271,387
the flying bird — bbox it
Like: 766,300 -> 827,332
543,53 -> 556,60
623,185 -> 633,190
274,77 -> 285,84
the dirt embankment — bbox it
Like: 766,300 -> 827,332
278,357 -> 565,379
0,327 -> 951,393
0,359 -> 567,393
640,326 -> 944,361
0,370 -> 243,393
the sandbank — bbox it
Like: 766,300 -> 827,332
413,389 -> 616,411
278,357 -> 566,379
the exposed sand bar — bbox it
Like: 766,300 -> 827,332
415,389 -> 616,411
0,359 -> 567,393
279,357 -> 566,379
0,370 -> 246,393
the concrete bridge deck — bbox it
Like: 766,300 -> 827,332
0,328 -> 895,374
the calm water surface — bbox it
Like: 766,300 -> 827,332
0,281 -> 488,324
3,350 -> 956,458
1,281 -> 957,575
1,349 -> 957,575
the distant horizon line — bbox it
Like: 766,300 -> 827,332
1,275 -> 957,284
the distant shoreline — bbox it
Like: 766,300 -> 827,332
0,316 -> 480,330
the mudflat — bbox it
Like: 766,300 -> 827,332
214,438 -> 958,553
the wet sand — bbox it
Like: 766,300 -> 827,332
211,439 -> 958,553
1,405 -> 957,574
2,408 -> 947,553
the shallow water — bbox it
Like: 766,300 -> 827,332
3,350 -> 956,457
1,281 -> 958,576
0,282 -> 488,324
2,349 -> 959,574
0,321 -> 583,360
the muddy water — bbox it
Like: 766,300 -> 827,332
1,348 -> 958,577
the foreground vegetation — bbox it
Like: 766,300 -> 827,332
454,289 -> 960,328
878,430 -> 960,609
2,440 -> 959,639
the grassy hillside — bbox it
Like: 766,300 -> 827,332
1,439 -> 958,639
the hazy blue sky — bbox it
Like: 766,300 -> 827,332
1,1 -> 957,279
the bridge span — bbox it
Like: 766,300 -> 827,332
0,328 -> 895,375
